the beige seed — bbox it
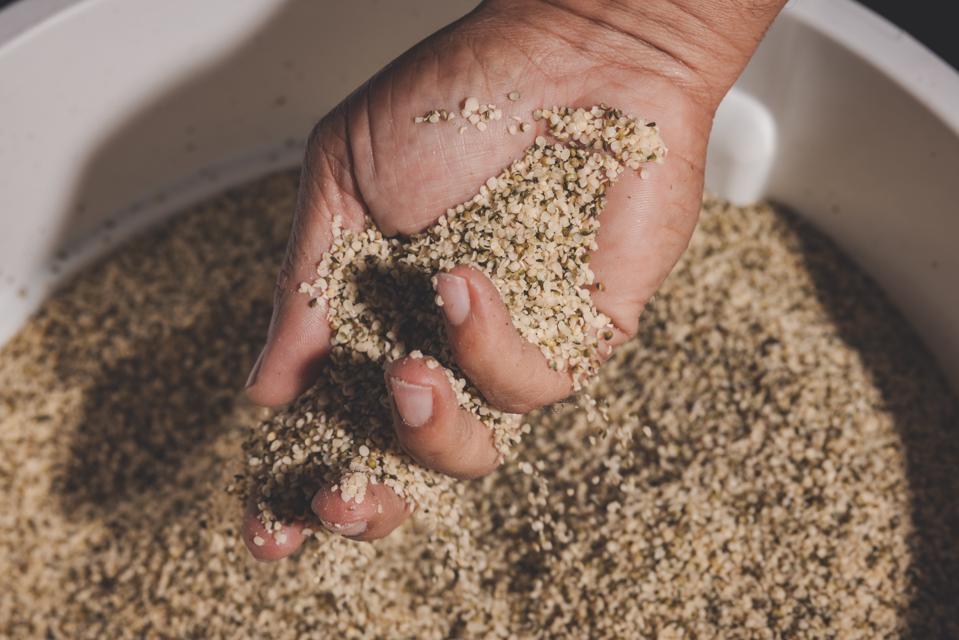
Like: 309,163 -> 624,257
4,164 -> 941,640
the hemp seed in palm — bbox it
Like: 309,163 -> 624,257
241,105 -> 666,541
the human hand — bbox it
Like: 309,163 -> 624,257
242,0 -> 785,559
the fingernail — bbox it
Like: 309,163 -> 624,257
435,273 -> 470,326
245,348 -> 265,389
320,520 -> 368,537
388,377 -> 433,427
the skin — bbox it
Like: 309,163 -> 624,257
242,0 -> 787,561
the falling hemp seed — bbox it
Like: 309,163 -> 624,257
241,105 -> 667,544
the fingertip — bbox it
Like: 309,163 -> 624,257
434,272 -> 471,326
311,484 -> 409,541
242,505 -> 306,562
311,485 -> 375,526
384,355 -> 443,393
384,356 -> 449,439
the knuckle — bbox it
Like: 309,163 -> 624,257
397,431 -> 446,469
486,384 -> 543,414
618,317 -> 640,340
487,392 -> 533,414
451,329 -> 482,363
493,366 -> 572,413
305,109 -> 339,154
305,120 -> 325,153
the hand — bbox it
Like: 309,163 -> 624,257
242,0 -> 785,559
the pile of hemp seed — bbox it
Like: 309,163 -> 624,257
1,114 -> 957,637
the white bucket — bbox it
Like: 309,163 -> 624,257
1,0 -> 957,389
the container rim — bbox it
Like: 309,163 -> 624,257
0,0 -> 81,47
785,0 -> 959,136
2,0 -> 957,134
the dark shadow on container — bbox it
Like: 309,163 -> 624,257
787,206 -> 959,639
56,293 -> 266,517
41,0 -> 351,522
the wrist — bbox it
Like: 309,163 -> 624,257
485,0 -> 786,109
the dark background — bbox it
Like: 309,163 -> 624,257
0,1 -> 955,70
857,0 -> 957,68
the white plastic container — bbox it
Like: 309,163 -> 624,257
1,0 -> 957,389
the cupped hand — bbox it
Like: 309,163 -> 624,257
241,0 -> 772,560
